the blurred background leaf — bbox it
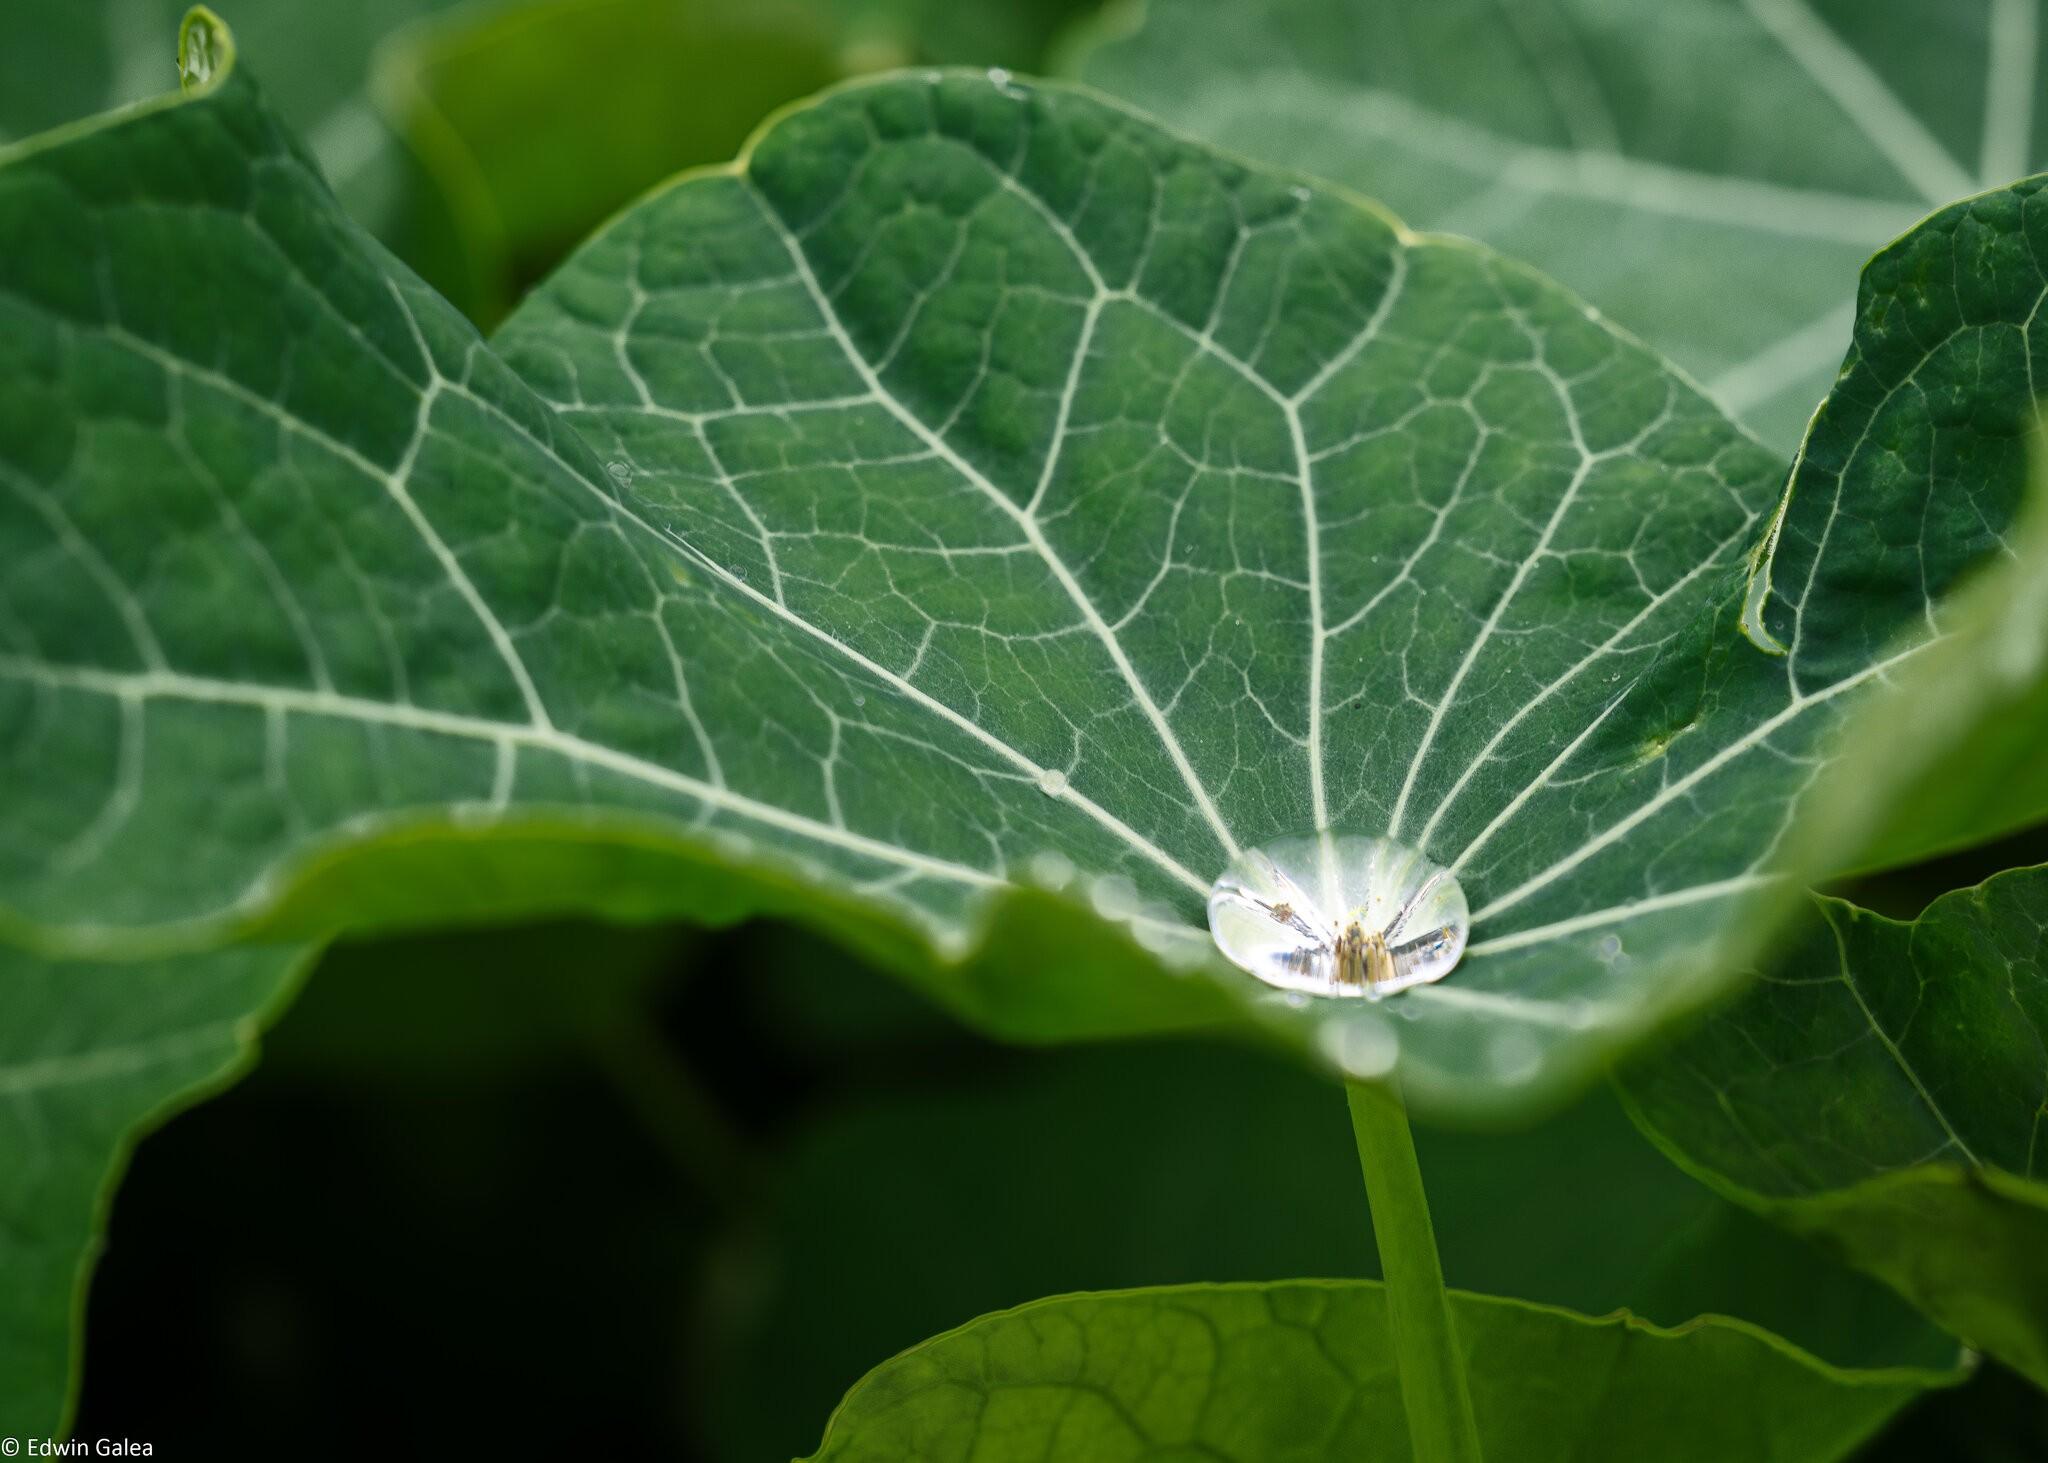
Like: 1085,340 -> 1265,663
1069,0 -> 2048,453
1,0 -> 465,237
7,0 -> 1117,331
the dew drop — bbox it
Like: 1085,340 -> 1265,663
987,67 -> 1012,85
1029,850 -> 1076,889
1207,831 -> 1469,1000
1289,184 -> 1312,202
853,693 -> 867,707
1091,874 -> 1139,922
1036,767 -> 1068,797
605,460 -> 633,485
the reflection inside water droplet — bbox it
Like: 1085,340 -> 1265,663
1208,832 -> 1469,1000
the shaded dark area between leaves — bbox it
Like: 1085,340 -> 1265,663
67,911 -> 2035,1459
1830,817 -> 2048,920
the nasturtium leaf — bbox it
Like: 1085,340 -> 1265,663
1620,864 -> 2048,1386
0,940 -> 309,1435
0,14 -> 2036,1120
374,0 -> 846,323
1073,0 -> 2047,451
801,1281 -> 1959,1463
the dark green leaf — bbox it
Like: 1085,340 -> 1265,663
1072,0 -> 2044,451
1620,865 -> 2048,1384
801,1280 -> 1959,1462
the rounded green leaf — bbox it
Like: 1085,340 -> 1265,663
0,24 -> 2035,1118
802,1281 -> 1961,1462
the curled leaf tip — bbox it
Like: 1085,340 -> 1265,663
177,8 -> 232,93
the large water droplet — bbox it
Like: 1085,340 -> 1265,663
1208,832 -> 1469,1000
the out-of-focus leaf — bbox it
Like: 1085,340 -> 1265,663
801,1280 -> 1960,1463
3,0 -> 461,234
1621,864 -> 2048,1385
1073,0 -> 2045,451
0,941 -> 309,1435
375,0 -> 845,323
840,0 -> 1103,71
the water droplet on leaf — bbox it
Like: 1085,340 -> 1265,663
605,460 -> 633,484
1091,875 -> 1139,922
1289,184 -> 1311,202
1208,831 -> 1469,1000
1036,767 -> 1068,796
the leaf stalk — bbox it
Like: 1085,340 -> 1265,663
1347,1080 -> 1484,1463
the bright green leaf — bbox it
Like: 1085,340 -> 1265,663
0,940 -> 309,1435
1620,865 -> 2048,1385
1,23 -> 2039,1119
801,1280 -> 1960,1463
1072,0 -> 2044,451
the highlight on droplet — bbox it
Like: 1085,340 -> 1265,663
1207,832 -> 1469,1000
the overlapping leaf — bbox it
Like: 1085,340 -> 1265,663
1,13 -> 2040,1119
1622,865 -> 2048,1385
801,1280 -> 1958,1462
1074,0 -> 2046,451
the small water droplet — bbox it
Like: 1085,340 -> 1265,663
1091,875 -> 1139,922
988,67 -> 1012,85
1486,1029 -> 1543,1084
1319,1017 -> 1399,1078
1289,184 -> 1311,202
605,460 -> 633,484
1030,850 -> 1076,889
1284,992 -> 1309,1009
1208,831 -> 1469,1000
1598,933 -> 1622,959
1036,767 -> 1068,797
853,693 -> 866,707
